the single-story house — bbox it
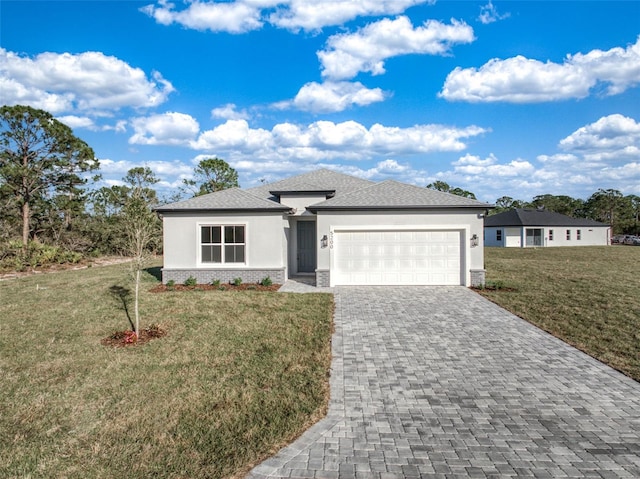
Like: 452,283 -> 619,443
155,169 -> 492,287
484,208 -> 610,247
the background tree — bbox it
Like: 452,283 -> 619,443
585,189 -> 625,234
529,194 -> 584,217
183,157 -> 239,197
628,195 -> 640,234
426,180 -> 476,199
0,105 -> 98,250
491,196 -> 525,214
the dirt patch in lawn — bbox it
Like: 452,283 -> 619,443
101,325 -> 167,347
149,283 -> 281,293
0,256 -> 134,281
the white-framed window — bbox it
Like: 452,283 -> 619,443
496,229 -> 502,242
549,229 -> 554,241
577,229 -> 581,240
566,229 -> 571,240
201,225 -> 245,263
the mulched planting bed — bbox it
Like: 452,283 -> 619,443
149,283 -> 281,293
102,325 -> 167,347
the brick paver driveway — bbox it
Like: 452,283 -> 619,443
249,287 -> 640,478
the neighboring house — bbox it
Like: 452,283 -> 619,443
484,208 -> 610,248
155,169 -> 492,287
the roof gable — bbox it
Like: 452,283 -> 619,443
484,208 -> 609,227
154,187 -> 291,212
309,180 -> 492,210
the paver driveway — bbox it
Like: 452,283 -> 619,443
248,287 -> 640,478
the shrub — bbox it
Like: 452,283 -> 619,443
259,276 -> 273,287
232,277 -> 242,286
210,278 -> 221,286
0,241 -> 83,271
184,276 -> 197,287
166,279 -> 175,288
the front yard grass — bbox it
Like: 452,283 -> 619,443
479,246 -> 640,382
0,262 -> 333,479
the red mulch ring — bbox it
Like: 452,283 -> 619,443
101,325 -> 167,347
149,283 -> 281,293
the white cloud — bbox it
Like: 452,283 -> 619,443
129,112 -> 200,146
319,16 -> 475,80
478,1 -> 510,25
140,0 -> 268,33
141,0 -> 431,33
452,153 -> 534,177
0,48 -> 174,114
98,158 -> 195,190
559,114 -> 640,153
440,36 -> 640,102
0,76 -> 74,114
536,153 -> 579,163
128,116 -> 486,162
270,0 -> 431,31
57,115 -> 96,130
275,81 -> 386,112
57,115 -> 128,133
211,103 -> 250,120
183,119 -> 487,160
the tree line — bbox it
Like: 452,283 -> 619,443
0,105 -> 238,271
427,185 -> 640,236
2,105 -> 638,272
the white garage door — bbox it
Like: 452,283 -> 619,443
332,230 -> 462,286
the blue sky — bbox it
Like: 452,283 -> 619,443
2,0 -> 639,203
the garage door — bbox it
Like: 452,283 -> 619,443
332,230 -> 462,286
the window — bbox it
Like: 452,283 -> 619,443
577,229 -> 581,240
496,229 -> 502,242
549,229 -> 554,241
566,229 -> 571,240
201,225 -> 245,263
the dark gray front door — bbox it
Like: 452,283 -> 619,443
297,221 -> 317,273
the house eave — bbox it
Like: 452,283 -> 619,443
154,207 -> 293,214
270,189 -> 336,196
308,204 -> 493,213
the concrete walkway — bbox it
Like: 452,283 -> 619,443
278,276 -> 334,293
248,287 -> 640,478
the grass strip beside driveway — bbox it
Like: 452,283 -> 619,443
0,263 -> 333,479
479,246 -> 640,382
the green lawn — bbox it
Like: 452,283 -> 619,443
479,246 -> 640,382
0,263 -> 333,479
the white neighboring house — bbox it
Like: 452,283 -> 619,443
484,208 -> 610,248
155,169 -> 493,287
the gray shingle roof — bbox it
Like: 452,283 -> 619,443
156,170 -> 493,213
154,187 -> 291,212
308,180 -> 492,210
246,168 -> 374,200
484,208 -> 609,227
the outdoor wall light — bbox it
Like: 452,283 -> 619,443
321,235 -> 328,248
470,234 -> 479,247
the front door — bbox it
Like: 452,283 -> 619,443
297,221 -> 317,273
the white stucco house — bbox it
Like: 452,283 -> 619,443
155,169 -> 492,288
484,208 -> 610,248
